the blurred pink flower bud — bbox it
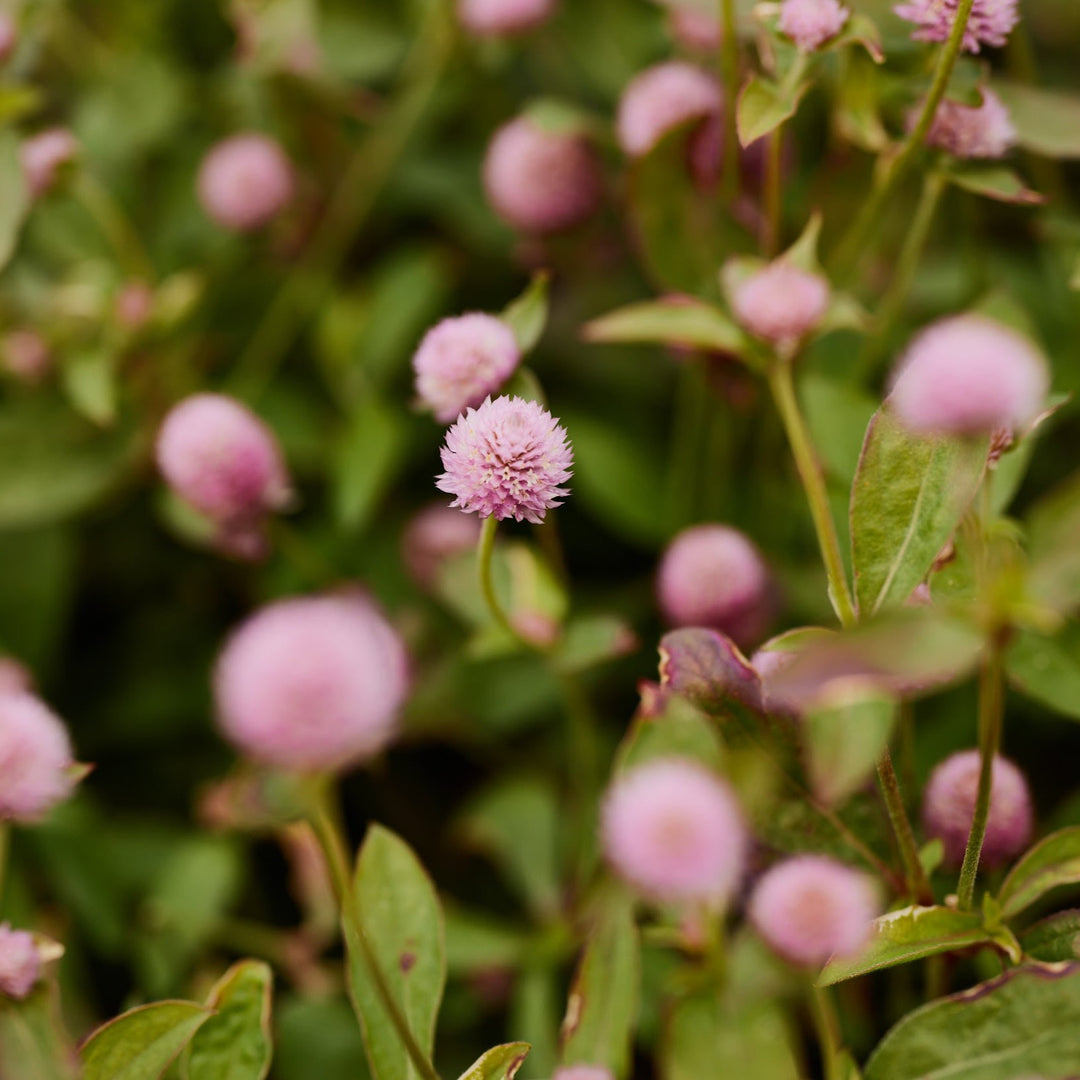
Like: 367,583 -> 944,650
922,749 -> 1033,868
156,393 -> 292,531
0,693 -> 76,823
436,395 -> 573,523
20,128 -> 78,198
483,116 -> 603,233
197,134 -> 295,232
458,0 -> 556,36
0,925 -> 41,1000
553,1067 -> 615,1080
413,313 -> 521,422
894,0 -> 1018,53
749,855 -> 881,966
669,7 -> 722,51
888,315 -> 1049,436
0,657 -> 33,697
923,89 -> 1016,159
0,14 -> 18,63
778,0 -> 850,50
115,281 -> 155,329
214,594 -> 409,772
616,61 -> 721,158
403,503 -> 482,589
730,260 -> 830,350
1,330 -> 50,384
657,525 -> 774,648
601,757 -> 747,905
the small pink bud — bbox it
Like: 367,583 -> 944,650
457,0 -> 556,36
922,749 -> 1033,868
923,89 -> 1016,159
413,314 -> 521,423
657,525 -> 774,648
0,657 -> 33,697
197,134 -> 295,232
483,116 -> 603,234
403,503 -> 482,589
156,393 -> 292,529
436,395 -> 573,524
115,281 -> 155,329
894,0 -> 1018,53
553,1067 -> 615,1080
0,14 -> 18,63
1,330 -> 50,384
601,757 -> 747,906
888,315 -> 1049,436
20,129 -> 78,198
749,856 -> 880,966
730,260 -> 830,350
0,693 -> 76,823
778,0 -> 850,51
616,61 -> 721,158
669,7 -> 722,51
0,924 -> 41,1000
214,594 -> 409,772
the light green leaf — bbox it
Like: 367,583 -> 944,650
999,827 -> 1080,919
993,80 -> 1080,159
582,297 -> 744,355
183,961 -> 273,1080
81,1002 -> 212,1080
942,162 -> 1044,205
0,985 -> 78,1080
1005,628 -> 1080,720
456,1043 -> 530,1080
501,273 -> 550,354
61,349 -> 118,427
346,825 -> 446,1080
736,77 -> 808,146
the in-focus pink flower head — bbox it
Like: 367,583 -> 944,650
894,0 -> 1018,53
0,14 -> 18,63
778,0 -> 850,50
0,693 -> 76,823
553,1067 -> 615,1080
1,330 -> 50,385
668,6 -> 722,51
616,61 -> 722,158
436,395 -> 572,524
458,0 -> 555,36
749,855 -> 881,966
730,260 -> 830,350
20,128 -> 79,198
888,315 -> 1049,436
923,89 -> 1016,159
214,593 -> 410,772
601,757 -> 747,906
197,133 -> 295,232
0,924 -> 41,1000
413,313 -> 521,423
403,502 -> 483,589
658,524 -> 775,647
156,393 -> 292,530
483,116 -> 603,234
922,749 -> 1033,868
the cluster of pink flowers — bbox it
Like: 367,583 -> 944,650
894,0 -> 1019,53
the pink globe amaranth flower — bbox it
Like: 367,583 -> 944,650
730,260 -> 830,350
436,395 -> 572,524
483,116 -> 603,234
669,7 -> 722,51
922,750 -> 1033,868
894,0 -> 1018,53
413,313 -> 521,423
20,128 -> 78,198
197,134 -> 295,232
115,281 -> 155,329
458,0 -> 555,36
601,757 -> 747,906
0,693 -> 76,823
0,657 -> 33,697
0,924 -> 41,1000
553,1067 -> 615,1080
749,856 -> 880,966
778,0 -> 849,50
1,330 -> 50,384
403,503 -> 482,589
888,315 -> 1049,436
0,14 -> 18,63
156,393 -> 292,529
616,61 -> 721,158
214,594 -> 409,772
657,524 -> 774,648
924,89 -> 1016,159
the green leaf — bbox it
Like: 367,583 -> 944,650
183,961 -> 274,1080
999,827 -> 1080,919
864,963 -> 1080,1079
559,891 -> 639,1079
0,128 -> 30,271
1005,628 -> 1080,720
81,1002 -> 212,1080
0,985 -> 78,1080
582,297 -> 744,355
818,906 -> 994,987
455,1043 -> 531,1080
346,825 -> 446,1080
501,273 -> 550,354
736,76 -> 808,146
942,162 -> 1044,206
801,374 -> 879,486
1026,467 -> 1080,613
553,614 -> 637,675
992,80 -> 1080,159
850,407 -> 988,617
333,392 -> 409,533
61,348 -> 118,427
615,688 -> 726,774
834,51 -> 888,152
1022,910 -> 1080,963
511,968 -> 559,1078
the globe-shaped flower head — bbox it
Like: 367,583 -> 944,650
778,0 -> 850,51
458,0 -> 555,36
197,134 -> 295,232
0,693 -> 76,823
0,925 -> 41,1000
924,89 -> 1016,159
894,0 -> 1018,53
730,259 -> 830,351
436,396 -> 573,523
616,61 -> 721,158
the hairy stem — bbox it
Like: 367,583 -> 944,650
877,747 -> 934,904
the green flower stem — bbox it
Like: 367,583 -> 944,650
763,127 -> 784,256
957,646 -> 1004,910
767,359 -> 857,628
72,174 -> 155,282
307,779 -> 442,1080
810,984 -> 843,1080
830,0 -> 976,282
477,515 -> 517,640
719,0 -> 741,202
877,747 -> 934,904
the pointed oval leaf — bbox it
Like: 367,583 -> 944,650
943,162 -> 1044,205
736,76 -> 807,146
501,273 -> 550,354
1005,629 -> 1080,721
0,985 -> 78,1080
582,297 -> 744,355
81,1001 -> 212,1080
1022,910 -> 1080,963
615,685 -> 726,774
999,827 -> 1080,919
456,1043 -> 531,1080
992,80 -> 1080,159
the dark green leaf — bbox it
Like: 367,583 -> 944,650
999,827 -> 1080,919
1006,628 -> 1080,721
1022,910 -> 1080,963
81,1002 -> 212,1080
